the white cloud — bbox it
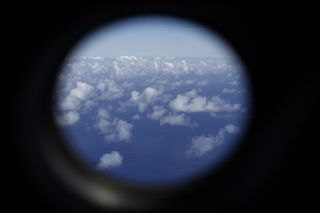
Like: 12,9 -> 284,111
159,113 -> 192,126
147,105 -> 192,126
96,82 -> 105,91
222,88 -> 237,94
60,81 -> 94,111
97,151 -> 123,169
179,60 -> 189,71
129,87 -> 161,112
117,56 -> 137,61
98,108 -> 111,119
200,61 -> 207,66
96,108 -> 133,142
96,79 -> 123,100
224,124 -> 240,134
121,81 -> 134,90
171,80 -> 183,89
57,111 -> 80,126
229,80 -> 239,86
60,57 -> 244,86
170,80 -> 198,89
186,124 -> 239,157
143,87 -> 159,102
60,96 -> 80,111
83,100 -> 96,112
186,135 -> 217,157
208,96 -> 241,112
70,82 -> 94,100
112,120 -> 133,141
164,62 -> 174,69
154,61 -> 159,70
130,90 -> 140,102
169,90 -> 241,114
113,61 -> 121,73
197,80 -> 208,86
185,79 -> 194,84
91,62 -> 104,73
147,105 -> 167,120
132,114 -> 141,120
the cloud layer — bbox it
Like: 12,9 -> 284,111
97,151 -> 123,169
186,124 -> 240,157
129,87 -> 161,112
147,105 -> 192,126
57,111 -> 80,126
96,79 -> 124,100
169,89 -> 241,114
96,108 -> 133,142
55,56 -> 249,172
61,81 -> 94,111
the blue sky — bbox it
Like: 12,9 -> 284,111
72,15 -> 235,58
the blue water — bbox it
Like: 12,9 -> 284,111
59,75 -> 250,186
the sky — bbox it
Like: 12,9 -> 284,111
72,15 -> 235,58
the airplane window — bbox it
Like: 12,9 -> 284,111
53,15 -> 251,186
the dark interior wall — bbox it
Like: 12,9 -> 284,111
7,1 -> 319,213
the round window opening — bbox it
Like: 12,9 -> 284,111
54,15 -> 251,186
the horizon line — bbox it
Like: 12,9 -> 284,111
69,55 -> 231,58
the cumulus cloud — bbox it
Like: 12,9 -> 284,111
186,135 -> 219,157
222,88 -> 238,94
111,120 -> 133,141
164,62 -> 175,69
83,100 -> 96,112
224,124 -> 240,134
186,124 -> 240,157
112,61 -> 121,73
132,114 -> 141,120
185,79 -> 194,84
70,82 -> 94,100
154,61 -> 159,70
179,60 -> 189,71
96,79 -> 123,100
60,81 -> 94,111
147,105 -> 167,120
91,62 -> 104,73
57,111 -> 80,126
117,56 -> 138,61
143,87 -> 159,102
197,80 -> 208,86
97,151 -> 123,169
129,87 -> 161,112
60,96 -> 80,111
147,105 -> 192,126
121,81 -> 134,90
171,80 -> 183,89
159,113 -> 192,126
229,80 -> 239,86
169,89 -> 241,114
96,108 -> 133,142
60,56 -> 243,86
